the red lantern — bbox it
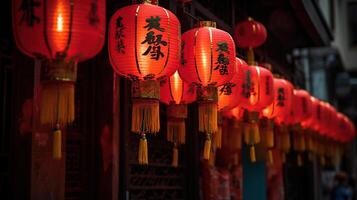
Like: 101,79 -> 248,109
234,18 -> 267,49
179,21 -> 236,160
237,64 -> 274,162
289,89 -> 313,166
262,78 -> 294,122
234,18 -> 267,64
218,58 -> 247,111
160,71 -> 196,166
13,0 -> 106,159
109,0 -> 181,164
261,77 -> 293,164
216,58 -> 246,150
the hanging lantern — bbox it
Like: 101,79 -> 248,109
160,71 -> 196,167
13,0 -> 106,159
109,0 -> 181,164
261,77 -> 293,164
290,89 -> 313,166
179,21 -> 236,160
236,64 -> 274,162
234,17 -> 267,64
218,58 -> 247,111
217,58 -> 247,149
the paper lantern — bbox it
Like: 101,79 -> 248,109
261,77 -> 293,164
234,17 -> 267,65
237,64 -> 274,162
160,71 -> 196,166
179,21 -> 236,160
13,0 -> 106,159
289,89 -> 313,166
109,0 -> 181,164
218,58 -> 247,111
216,58 -> 246,150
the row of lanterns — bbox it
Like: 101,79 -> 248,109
12,0 -> 355,166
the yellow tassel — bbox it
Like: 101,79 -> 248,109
203,136 -> 211,160
172,146 -> 178,167
282,129 -> 291,153
138,134 -> 148,165
267,149 -> 274,165
198,103 -> 218,133
232,121 -> 243,149
53,128 -> 62,160
209,148 -> 215,166
40,82 -> 75,126
131,100 -> 160,133
167,120 -> 186,145
266,128 -> 274,148
215,126 -> 222,149
252,122 -> 260,144
250,145 -> 256,162
244,122 -> 260,145
297,154 -> 303,167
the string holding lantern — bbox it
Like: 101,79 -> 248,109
108,0 -> 181,164
13,0 -> 106,159
179,21 -> 236,160
261,76 -> 294,164
160,71 -> 196,167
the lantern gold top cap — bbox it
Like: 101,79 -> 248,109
248,17 -> 254,21
142,0 -> 159,5
196,21 -> 217,28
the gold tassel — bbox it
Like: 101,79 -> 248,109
167,120 -> 186,145
198,103 -> 218,133
267,149 -> 274,165
244,122 -> 260,145
297,154 -> 303,167
244,121 -> 259,162
215,125 -> 222,149
172,146 -> 178,167
209,147 -> 215,166
138,134 -> 148,165
53,126 -> 62,160
40,82 -> 75,125
266,128 -> 274,148
132,100 -> 160,133
250,145 -> 256,162
203,134 -> 212,160
282,127 -> 291,153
